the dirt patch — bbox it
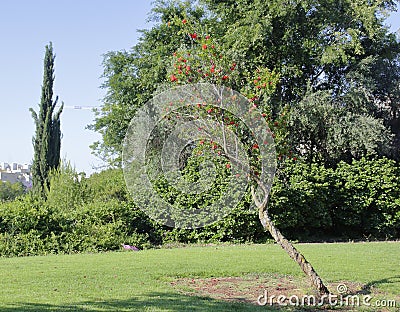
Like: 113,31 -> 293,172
170,274 -> 398,310
171,274 -> 312,305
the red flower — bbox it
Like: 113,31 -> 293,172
226,163 -> 231,169
205,35 -> 210,39
252,143 -> 259,150
222,75 -> 229,80
189,33 -> 197,39
182,19 -> 187,24
202,44 -> 207,50
170,75 -> 177,82
199,140 -> 204,145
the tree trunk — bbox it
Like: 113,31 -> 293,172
258,205 -> 330,296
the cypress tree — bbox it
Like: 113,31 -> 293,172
30,42 -> 63,194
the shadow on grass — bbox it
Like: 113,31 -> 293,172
0,292 -> 301,312
357,275 -> 400,295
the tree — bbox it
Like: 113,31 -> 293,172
159,17 -> 329,295
88,1 -> 212,166
91,0 -> 399,165
289,88 -> 392,165
91,0 -> 399,295
202,0 -> 400,163
30,42 -> 64,194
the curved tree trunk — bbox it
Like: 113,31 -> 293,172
258,204 -> 330,296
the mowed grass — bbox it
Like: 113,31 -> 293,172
0,242 -> 398,311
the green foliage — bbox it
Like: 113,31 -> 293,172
0,168 -> 160,256
289,89 -> 392,164
0,157 -> 399,256
88,1 -> 213,165
30,42 -> 64,194
85,168 -> 128,202
0,181 -> 25,202
333,158 -> 400,238
269,157 -> 400,239
90,0 -> 400,170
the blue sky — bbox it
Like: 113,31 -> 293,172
0,1 -> 399,175
0,1 -> 153,174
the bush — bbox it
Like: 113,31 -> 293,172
0,181 -> 25,202
0,158 -> 398,257
269,157 -> 400,239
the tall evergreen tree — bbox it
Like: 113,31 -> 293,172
30,42 -> 63,194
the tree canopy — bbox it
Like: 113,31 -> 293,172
90,0 -> 400,167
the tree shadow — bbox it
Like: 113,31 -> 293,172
0,292 -> 301,312
355,275 -> 400,295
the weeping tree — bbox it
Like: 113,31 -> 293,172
30,42 -> 64,194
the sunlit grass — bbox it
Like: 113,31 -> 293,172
0,242 -> 398,311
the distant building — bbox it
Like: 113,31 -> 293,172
0,162 -> 32,188
0,162 -> 10,171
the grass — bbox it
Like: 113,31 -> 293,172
0,242 -> 398,311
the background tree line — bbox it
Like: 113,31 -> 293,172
0,0 -> 399,257
0,158 -> 398,256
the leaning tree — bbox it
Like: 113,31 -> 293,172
122,17 -> 330,296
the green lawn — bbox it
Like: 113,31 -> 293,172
0,242 -> 398,311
